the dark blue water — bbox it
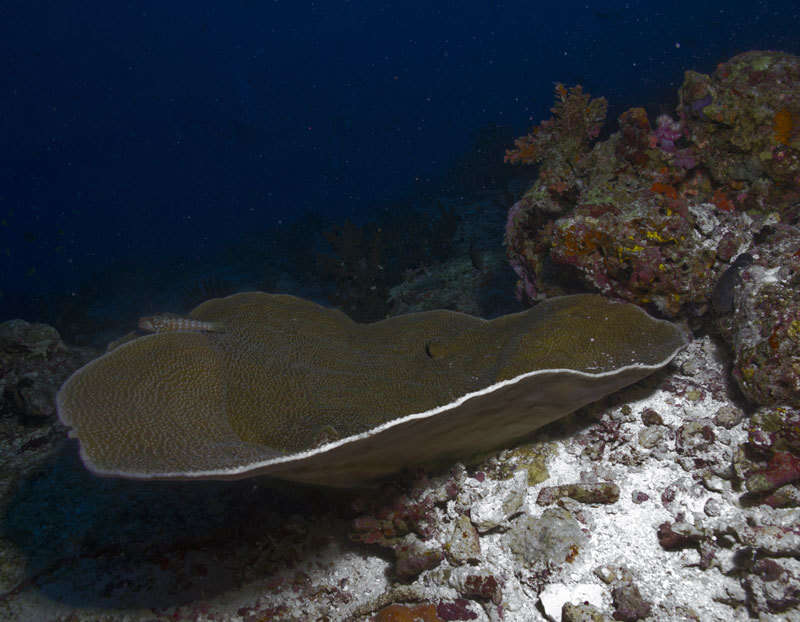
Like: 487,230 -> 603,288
2,0 -> 799,336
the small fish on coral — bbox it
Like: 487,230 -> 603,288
138,314 -> 225,333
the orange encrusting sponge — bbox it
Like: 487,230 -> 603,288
773,108 -> 795,145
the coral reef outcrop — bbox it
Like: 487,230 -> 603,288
505,50 -> 800,407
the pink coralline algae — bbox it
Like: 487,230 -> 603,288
737,406 -> 800,507
672,148 -> 697,170
653,114 -> 683,153
349,472 -> 460,579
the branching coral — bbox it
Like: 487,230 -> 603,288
505,84 -> 608,167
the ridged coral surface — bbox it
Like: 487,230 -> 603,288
56,292 -> 685,486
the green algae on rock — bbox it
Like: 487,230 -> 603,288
57,292 -> 687,487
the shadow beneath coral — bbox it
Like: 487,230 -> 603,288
532,367 -> 675,446
1,442 -> 353,611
